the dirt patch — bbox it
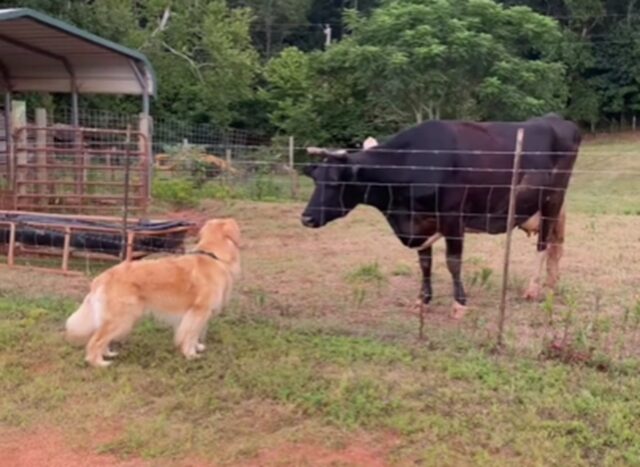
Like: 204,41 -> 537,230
0,266 -> 89,300
0,427 -> 148,467
0,427 -> 220,467
241,434 -> 399,467
0,426 -> 396,467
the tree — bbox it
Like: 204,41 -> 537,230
320,0 -> 567,128
140,0 -> 260,125
230,0 -> 313,58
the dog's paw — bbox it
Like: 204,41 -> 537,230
185,352 -> 202,360
103,348 -> 119,358
86,357 -> 112,368
196,343 -> 206,353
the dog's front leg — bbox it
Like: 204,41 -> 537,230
103,345 -> 119,358
174,308 -> 210,359
196,324 -> 209,353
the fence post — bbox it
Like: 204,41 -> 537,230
225,148 -> 232,186
35,108 -> 48,207
139,113 -> 151,207
11,100 -> 26,208
497,127 -> 525,349
121,125 -> 132,261
289,136 -> 299,199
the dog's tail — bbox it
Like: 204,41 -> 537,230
65,283 -> 106,346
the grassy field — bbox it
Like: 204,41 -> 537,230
1,135 -> 640,466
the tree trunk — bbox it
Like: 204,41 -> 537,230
265,0 -> 273,58
414,107 -> 423,123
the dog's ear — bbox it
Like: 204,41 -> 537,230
222,218 -> 241,247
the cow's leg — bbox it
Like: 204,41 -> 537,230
445,235 -> 467,319
524,250 -> 547,301
417,247 -> 433,306
525,198 -> 564,300
545,207 -> 565,289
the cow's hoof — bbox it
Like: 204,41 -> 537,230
410,300 -> 430,316
523,282 -> 542,301
451,302 -> 468,320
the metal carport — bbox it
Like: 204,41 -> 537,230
0,8 -> 157,215
0,7 -> 156,121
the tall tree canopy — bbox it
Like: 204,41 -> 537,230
3,0 -> 640,139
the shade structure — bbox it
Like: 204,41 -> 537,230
0,8 -> 155,96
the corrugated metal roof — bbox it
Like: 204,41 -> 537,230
0,8 -> 156,96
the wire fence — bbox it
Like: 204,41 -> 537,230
1,105 -> 639,366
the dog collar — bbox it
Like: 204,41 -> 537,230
190,250 -> 219,261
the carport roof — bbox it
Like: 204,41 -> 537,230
0,8 -> 155,96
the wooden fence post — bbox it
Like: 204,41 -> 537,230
121,125 -> 132,261
139,113 -> 151,206
497,128 -> 525,349
11,100 -> 26,209
35,108 -> 48,207
225,148 -> 232,186
289,136 -> 299,199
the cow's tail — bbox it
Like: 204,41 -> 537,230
65,282 -> 106,346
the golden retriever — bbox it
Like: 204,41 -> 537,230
65,218 -> 241,367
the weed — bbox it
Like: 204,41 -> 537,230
347,261 -> 386,285
391,264 -> 412,277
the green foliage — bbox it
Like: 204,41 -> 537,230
231,0 -> 314,57
8,0 -> 640,137
261,0 -> 568,143
151,178 -> 199,208
144,0 -> 260,125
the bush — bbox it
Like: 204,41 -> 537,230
151,178 -> 199,208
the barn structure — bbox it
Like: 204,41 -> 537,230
0,8 -> 192,271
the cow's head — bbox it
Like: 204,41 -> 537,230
301,147 -> 363,228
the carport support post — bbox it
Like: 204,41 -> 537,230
497,128 -> 525,349
71,91 -> 79,127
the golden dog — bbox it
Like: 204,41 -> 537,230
65,218 -> 241,367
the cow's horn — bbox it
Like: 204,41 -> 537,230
306,147 -> 348,158
363,136 -> 378,149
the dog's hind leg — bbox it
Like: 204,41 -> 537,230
86,322 -> 120,367
85,306 -> 141,367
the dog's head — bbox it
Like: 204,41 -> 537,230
196,218 -> 242,276
198,218 -> 240,247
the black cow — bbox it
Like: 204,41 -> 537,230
300,114 -> 581,318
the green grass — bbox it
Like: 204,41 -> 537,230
568,138 -> 640,215
1,294 -> 640,465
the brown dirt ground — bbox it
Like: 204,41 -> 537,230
0,426 -> 396,467
2,199 -> 639,353
0,427 -> 149,467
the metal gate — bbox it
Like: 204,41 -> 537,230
7,125 -> 149,214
